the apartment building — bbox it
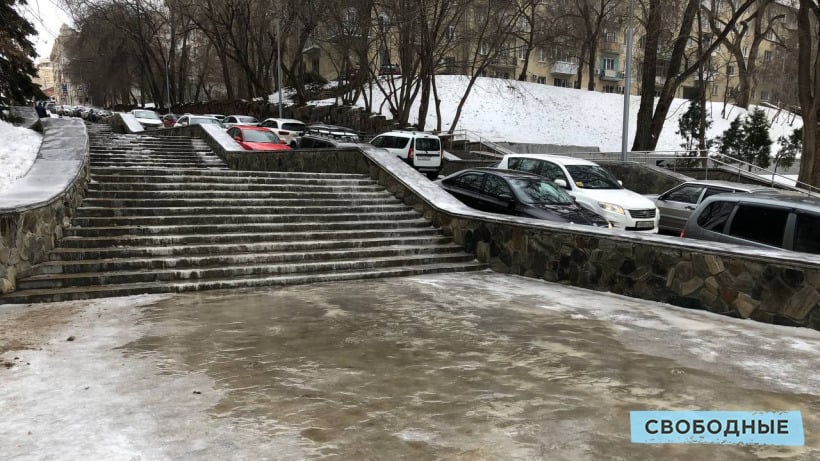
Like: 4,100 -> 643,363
32,59 -> 56,99
309,0 -> 796,108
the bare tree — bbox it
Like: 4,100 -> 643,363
797,0 -> 820,187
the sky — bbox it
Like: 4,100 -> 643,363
20,0 -> 73,61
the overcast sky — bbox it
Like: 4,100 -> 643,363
21,0 -> 73,61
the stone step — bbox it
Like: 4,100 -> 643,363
89,175 -> 376,186
48,235 -> 454,261
17,253 -> 477,290
84,189 -> 394,200
89,168 -> 367,179
58,227 -> 443,248
90,154 -> 214,161
74,203 -> 408,217
80,197 -> 402,208
86,182 -> 385,192
69,210 -> 421,227
63,219 -> 434,237
2,262 -> 487,304
28,244 -> 465,276
90,162 -> 227,169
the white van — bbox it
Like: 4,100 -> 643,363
369,131 -> 443,180
497,154 -> 660,231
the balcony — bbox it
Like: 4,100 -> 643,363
600,41 -> 622,54
599,68 -> 624,81
551,61 -> 578,76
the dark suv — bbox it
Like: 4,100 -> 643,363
682,191 -> 820,254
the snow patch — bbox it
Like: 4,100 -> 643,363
0,120 -> 42,193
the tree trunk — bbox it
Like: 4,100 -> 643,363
587,40 -> 597,91
797,0 -> 819,186
632,0 -> 662,151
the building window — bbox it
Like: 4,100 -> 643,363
378,13 -> 390,32
764,50 -> 772,62
446,25 -> 456,40
537,76 -> 546,84
602,57 -> 615,70
761,90 -> 770,101
711,85 -> 719,96
604,30 -> 616,42
554,78 -> 569,87
727,65 -> 735,76
742,46 -> 749,57
518,45 -> 525,60
537,47 -> 546,62
603,85 -> 616,93
479,41 -> 488,55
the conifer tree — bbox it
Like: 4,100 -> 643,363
0,0 -> 44,110
677,100 -> 712,152
741,108 -> 772,170
717,116 -> 744,159
775,127 -> 802,172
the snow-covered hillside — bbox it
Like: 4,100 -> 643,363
336,75 -> 802,153
0,120 -> 41,193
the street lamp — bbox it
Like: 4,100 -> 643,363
621,0 -> 635,161
276,19 -> 283,119
165,53 -> 172,115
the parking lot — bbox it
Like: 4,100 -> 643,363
2,272 -> 819,459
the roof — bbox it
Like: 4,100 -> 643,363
703,189 -> 820,212
448,167 -> 544,180
231,125 -> 269,131
676,180 -> 772,191
501,153 -> 598,166
375,130 -> 441,139
261,118 -> 304,124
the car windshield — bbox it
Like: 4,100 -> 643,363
191,117 -> 221,125
133,110 -> 160,120
565,165 -> 622,189
282,122 -> 306,132
238,116 -> 258,123
243,130 -> 279,143
510,178 -> 574,205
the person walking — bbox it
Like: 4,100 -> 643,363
35,102 -> 47,118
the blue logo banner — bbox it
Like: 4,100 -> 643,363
630,411 -> 804,445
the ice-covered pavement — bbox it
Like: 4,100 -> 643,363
1,272 -> 818,459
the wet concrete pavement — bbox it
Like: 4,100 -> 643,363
2,271 -> 820,459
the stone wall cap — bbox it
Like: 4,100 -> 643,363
0,118 -> 88,213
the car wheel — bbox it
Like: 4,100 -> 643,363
426,171 -> 439,180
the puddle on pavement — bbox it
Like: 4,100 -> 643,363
122,279 -> 820,459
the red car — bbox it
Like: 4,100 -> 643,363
227,126 -> 292,151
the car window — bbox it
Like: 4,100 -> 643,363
225,117 -> 236,123
565,165 -> 622,189
262,120 -> 276,128
703,187 -> 730,198
665,185 -> 705,204
508,158 -> 538,174
238,116 -> 258,123
415,138 -> 440,151
370,136 -> 385,147
177,116 -> 188,125
447,173 -> 484,191
243,130 -> 279,143
228,128 -> 239,138
696,200 -> 735,232
510,178 -> 574,205
282,122 -> 305,132
728,204 -> 789,247
794,212 -> 820,254
482,175 -> 512,199
389,136 -> 410,149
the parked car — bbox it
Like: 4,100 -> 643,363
379,63 -> 401,76
304,124 -> 361,141
497,154 -> 659,231
650,180 -> 771,234
259,118 -> 307,147
222,115 -> 259,129
227,126 -> 292,151
174,115 -> 224,128
204,114 -> 225,121
369,130 -> 443,180
681,190 -> 820,254
130,109 -> 163,129
437,168 -> 611,228
161,113 -> 179,128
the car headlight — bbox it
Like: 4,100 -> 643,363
598,202 -> 625,215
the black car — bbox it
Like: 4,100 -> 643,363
438,168 -> 611,228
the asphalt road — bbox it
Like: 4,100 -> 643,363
1,272 -> 819,460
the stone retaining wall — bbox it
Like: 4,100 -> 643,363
0,119 -> 89,294
189,129 -> 820,330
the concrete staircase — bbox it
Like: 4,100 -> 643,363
2,125 -> 482,303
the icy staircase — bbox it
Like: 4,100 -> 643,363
2,127 -> 482,303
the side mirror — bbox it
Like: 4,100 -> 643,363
554,178 -> 568,189
618,179 -> 624,186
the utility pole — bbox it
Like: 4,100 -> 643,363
276,19 -> 284,119
165,53 -> 172,114
621,0 -> 634,161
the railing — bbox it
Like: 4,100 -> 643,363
599,68 -> 623,80
443,129 -> 820,196
491,55 -> 517,67
551,61 -> 578,75
600,41 -> 622,53
551,148 -> 820,196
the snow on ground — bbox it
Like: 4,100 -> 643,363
0,120 -> 41,194
336,75 -> 801,153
